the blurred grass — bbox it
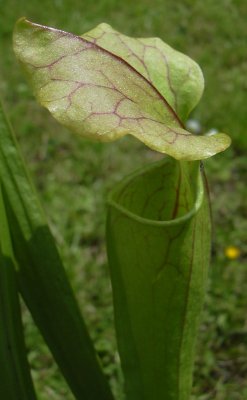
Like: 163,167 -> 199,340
0,0 -> 247,399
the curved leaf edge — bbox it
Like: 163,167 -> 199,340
107,158 -> 204,226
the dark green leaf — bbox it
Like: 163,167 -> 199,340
0,183 -> 37,400
0,101 -> 114,400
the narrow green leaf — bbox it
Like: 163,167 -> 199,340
13,18 -> 231,160
106,158 -> 211,400
0,183 -> 37,400
82,23 -> 204,121
0,101 -> 114,400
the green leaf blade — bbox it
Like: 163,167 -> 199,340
13,18 -> 231,161
0,184 -> 37,400
0,101 -> 114,400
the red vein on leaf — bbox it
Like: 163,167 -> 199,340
142,42 -> 178,112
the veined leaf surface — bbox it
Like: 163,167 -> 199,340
106,158 -> 211,399
13,18 -> 231,160
83,23 -> 204,121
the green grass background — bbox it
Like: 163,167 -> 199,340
1,0 -> 247,399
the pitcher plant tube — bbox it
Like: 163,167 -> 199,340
12,18 -> 231,400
